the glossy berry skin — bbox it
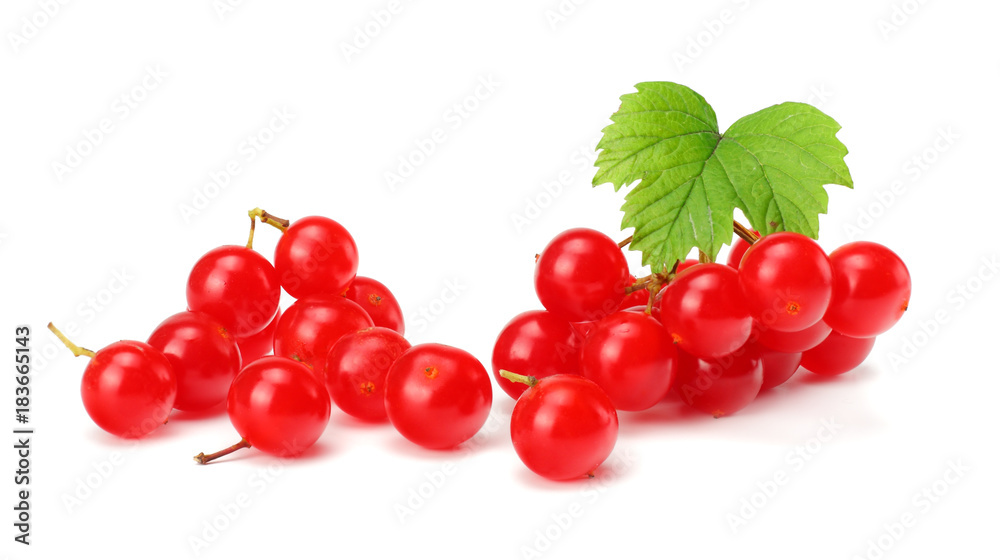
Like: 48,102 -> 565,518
227,357 -> 331,457
384,343 -> 493,450
676,259 -> 700,274
534,228 -> 630,322
622,305 -> 661,322
755,319 -> 832,354
753,342 -> 802,391
824,242 -> 911,338
492,310 -> 581,400
81,341 -> 177,438
800,330 -> 876,376
580,311 -> 677,411
674,346 -> 763,417
147,311 -> 242,412
570,321 -> 597,342
726,236 -> 753,269
510,375 -> 618,481
739,232 -> 833,333
186,245 -> 281,338
274,216 -> 359,300
660,263 -> 752,359
344,276 -> 405,335
235,307 -> 281,364
325,327 -> 410,422
273,296 -> 374,380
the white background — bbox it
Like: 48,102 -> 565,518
2,1 -> 998,559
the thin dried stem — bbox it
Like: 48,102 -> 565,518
733,220 -> 760,244
47,323 -> 95,358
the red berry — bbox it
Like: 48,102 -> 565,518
325,327 -> 410,422
186,245 -> 280,338
570,320 -> 598,341
676,259 -> 700,274
738,232 -> 833,333
534,228 -> 629,322
753,342 -> 802,391
660,263 -> 752,359
235,307 -> 281,364
147,311 -> 241,412
226,357 -> 331,457
726,236 -> 753,269
800,330 -> 876,376
674,345 -> 763,417
274,216 -> 359,299
580,310 -> 677,411
491,310 -> 581,400
824,241 -> 911,338
622,305 -> 661,322
726,231 -> 760,270
755,319 -> 832,354
82,341 -> 177,438
509,374 -> 618,480
343,276 -> 405,335
273,296 -> 373,379
384,343 -> 493,450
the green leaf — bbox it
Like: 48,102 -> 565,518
593,82 -> 853,270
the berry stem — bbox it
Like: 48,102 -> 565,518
194,437 -> 251,465
624,279 -> 651,295
733,220 -> 760,244
248,207 -> 290,233
499,370 -> 538,387
624,223 -> 756,294
47,323 -> 96,359
246,214 -> 258,249
627,261 -> 680,314
644,263 -> 674,315
644,291 -> 656,315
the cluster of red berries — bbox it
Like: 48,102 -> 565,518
50,208 -> 493,463
492,225 -> 911,480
